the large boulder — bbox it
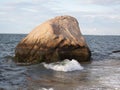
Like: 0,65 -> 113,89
15,15 -> 91,64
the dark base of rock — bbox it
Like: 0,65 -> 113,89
15,47 -> 91,64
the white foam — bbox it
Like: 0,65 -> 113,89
41,88 -> 54,90
43,59 -> 83,72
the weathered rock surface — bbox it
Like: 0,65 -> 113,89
15,15 -> 91,64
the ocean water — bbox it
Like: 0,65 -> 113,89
0,34 -> 120,90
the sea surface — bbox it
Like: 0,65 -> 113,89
0,34 -> 120,90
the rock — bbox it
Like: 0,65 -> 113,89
112,50 -> 120,53
15,15 -> 91,64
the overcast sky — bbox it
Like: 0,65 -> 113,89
0,0 -> 120,35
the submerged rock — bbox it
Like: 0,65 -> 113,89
15,15 -> 91,64
112,50 -> 120,53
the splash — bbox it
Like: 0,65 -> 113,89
43,59 -> 83,72
41,88 -> 54,90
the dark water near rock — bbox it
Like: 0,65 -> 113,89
0,34 -> 120,90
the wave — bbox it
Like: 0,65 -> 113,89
41,88 -> 54,90
43,59 -> 83,72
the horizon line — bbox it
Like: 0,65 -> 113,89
0,33 -> 120,36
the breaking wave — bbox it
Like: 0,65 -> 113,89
43,59 -> 83,72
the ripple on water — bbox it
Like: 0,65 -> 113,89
0,58 -> 27,90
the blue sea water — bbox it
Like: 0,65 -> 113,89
0,34 -> 120,90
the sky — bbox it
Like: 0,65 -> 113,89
0,0 -> 120,35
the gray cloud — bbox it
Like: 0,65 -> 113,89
0,0 -> 120,35
77,0 -> 120,5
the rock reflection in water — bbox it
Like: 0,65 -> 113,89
26,59 -> 120,90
